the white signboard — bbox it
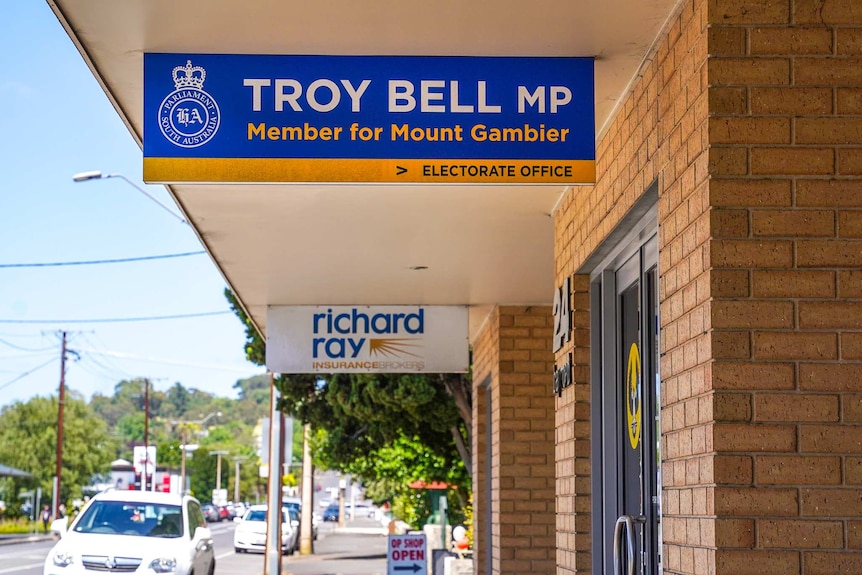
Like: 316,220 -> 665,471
133,446 -> 157,476
387,533 -> 428,575
267,306 -> 469,373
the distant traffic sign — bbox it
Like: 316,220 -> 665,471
388,533 -> 428,575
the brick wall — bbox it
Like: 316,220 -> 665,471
472,306 -> 556,574
554,0 -> 862,574
707,0 -> 862,572
554,0 -> 711,572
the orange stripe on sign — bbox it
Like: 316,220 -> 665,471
143,158 -> 596,185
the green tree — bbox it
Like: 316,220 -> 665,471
0,393 -> 116,506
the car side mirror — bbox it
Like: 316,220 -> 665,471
193,526 -> 212,541
233,516 -> 242,523
50,518 -> 68,539
291,519 -> 299,528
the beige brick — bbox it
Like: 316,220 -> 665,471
844,333 -> 862,359
850,520 -> 862,548
712,361 -> 795,390
751,147 -> 834,175
845,394 -> 862,422
750,27 -> 833,55
801,488 -> 862,516
710,86 -> 747,114
713,454 -> 754,485
759,519 -> 843,549
711,301 -> 793,329
797,240 -> 862,268
753,332 -> 838,360
712,331 -> 752,359
797,117 -> 862,145
838,148 -> 862,175
805,551 -> 862,575
710,146 -> 748,175
714,423 -> 797,452
800,425 -> 862,453
834,269 -> 862,297
710,58 -> 791,85
839,212 -> 862,238
837,88 -> 862,114
751,209 -> 834,237
715,550 -> 800,575
800,302 -> 862,329
755,456 -> 842,485
795,58 -> 862,85
708,0 -> 790,24
755,394 -> 839,422
800,363 -> 862,392
711,269 -> 750,297
710,117 -> 790,144
714,487 -> 799,516
709,26 -> 746,55
850,457 -> 862,485
797,180 -> 862,208
837,28 -> 862,55
752,270 -> 835,298
710,179 -> 792,207
794,0 -> 862,25
711,239 -> 793,268
751,87 -> 832,115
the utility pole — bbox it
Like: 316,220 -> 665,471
54,331 -> 67,520
143,378 -> 150,491
179,425 -> 188,494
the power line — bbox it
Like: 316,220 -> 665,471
0,310 -> 232,324
0,250 -> 206,268
0,357 -> 57,392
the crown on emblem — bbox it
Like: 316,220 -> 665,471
172,60 -> 206,89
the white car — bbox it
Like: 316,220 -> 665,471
43,489 -> 214,575
233,504 -> 298,555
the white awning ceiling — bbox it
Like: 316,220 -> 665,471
50,0 -> 677,340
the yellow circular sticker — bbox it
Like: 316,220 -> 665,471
626,343 -> 642,450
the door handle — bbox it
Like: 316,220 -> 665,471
613,515 -> 646,575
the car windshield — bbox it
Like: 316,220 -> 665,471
74,500 -> 184,538
245,510 -> 267,522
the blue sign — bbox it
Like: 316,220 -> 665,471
143,54 -> 595,184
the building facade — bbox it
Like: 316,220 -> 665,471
473,1 -> 862,573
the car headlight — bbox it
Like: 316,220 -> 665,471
51,550 -> 75,567
148,558 -> 177,573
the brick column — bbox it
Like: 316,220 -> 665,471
707,1 -> 862,573
472,306 -> 556,575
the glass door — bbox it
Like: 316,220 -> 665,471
591,233 -> 660,575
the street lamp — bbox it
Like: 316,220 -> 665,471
172,411 -> 222,494
232,456 -> 249,503
71,170 -> 188,225
210,450 -> 230,493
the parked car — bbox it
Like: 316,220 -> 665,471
323,502 -> 339,522
202,503 -> 220,522
282,496 -> 318,540
217,505 -> 234,522
43,489 -> 214,575
233,505 -> 298,555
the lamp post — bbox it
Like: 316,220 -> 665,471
172,411 -> 222,494
233,456 -> 249,503
71,171 -> 188,225
211,450 -> 230,493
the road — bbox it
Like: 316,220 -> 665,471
0,517 -> 388,575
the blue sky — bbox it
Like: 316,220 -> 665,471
0,3 -> 264,407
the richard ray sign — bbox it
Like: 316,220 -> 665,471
143,54 -> 595,184
266,305 -> 469,373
